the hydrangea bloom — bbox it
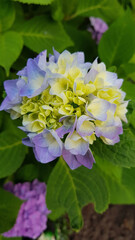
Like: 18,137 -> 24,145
0,49 -> 128,169
3,179 -> 50,239
88,17 -> 108,44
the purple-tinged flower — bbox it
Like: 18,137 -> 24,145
76,115 -> 95,137
95,104 -> 123,140
63,148 -> 95,170
63,131 -> 95,169
64,131 -> 89,156
3,179 -> 50,239
23,129 -> 63,164
0,49 -> 128,170
88,17 -> 108,44
19,59 -> 47,98
0,79 -> 22,119
56,115 -> 77,138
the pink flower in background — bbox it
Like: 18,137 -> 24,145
3,179 -> 50,239
88,17 -> 108,44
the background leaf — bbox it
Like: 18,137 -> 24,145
13,0 -> 54,5
0,237 -> 21,240
46,158 -> 109,230
14,16 -> 73,54
51,0 -> 78,21
98,10 -> 135,67
91,129 -> 135,168
64,23 -> 97,61
65,0 -> 123,23
118,63 -> 135,82
0,0 -> 15,32
0,31 -> 23,75
122,80 -> 135,101
47,158 -> 83,230
0,130 -> 27,179
14,161 -> 54,183
122,167 -> 135,199
131,0 -> 135,8
0,188 -> 23,234
95,157 -> 135,204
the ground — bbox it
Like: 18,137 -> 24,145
71,204 -> 135,240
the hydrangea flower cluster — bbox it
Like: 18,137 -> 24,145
88,17 -> 108,44
3,179 -> 50,239
0,49 -> 128,169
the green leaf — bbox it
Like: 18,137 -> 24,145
98,10 -> 135,67
131,0 -> 135,8
46,158 -> 83,229
0,67 -> 5,83
15,164 -> 39,182
0,31 -> 23,75
95,157 -> 134,204
0,131 -> 27,179
129,110 -> 135,129
15,161 -> 54,183
122,80 -> 135,101
63,23 -> 97,61
118,63 -> 135,81
0,188 -> 23,234
48,207 -> 66,221
46,158 -> 109,230
66,0 -> 123,23
1,112 -> 26,137
13,0 -> 53,4
122,167 -> 135,199
14,16 -> 73,54
71,165 -> 109,213
51,0 -> 78,21
91,129 -> 135,168
0,0 -> 15,32
0,112 -> 3,129
0,237 -> 21,240
51,0 -> 64,21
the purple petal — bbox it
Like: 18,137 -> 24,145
48,140 -> 62,157
62,149 -> 81,170
4,182 -> 14,192
77,115 -> 95,137
116,78 -> 123,88
0,96 -> 13,111
101,135 -> 120,145
34,146 -> 55,164
34,50 -> 47,71
4,80 -> 19,101
87,98 -> 111,121
84,68 -> 98,83
22,137 -> 34,147
17,66 -> 27,77
3,180 -> 50,239
57,115 -> 77,138
90,17 -> 108,33
53,48 -> 60,62
32,132 -> 49,148
20,59 -> 46,97
96,125 -> 123,139
77,149 -> 95,169
64,132 -> 89,155
56,125 -> 69,138
32,129 -> 62,160
72,51 -> 85,64
51,129 -> 63,149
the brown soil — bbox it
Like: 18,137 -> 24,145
70,204 -> 135,240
